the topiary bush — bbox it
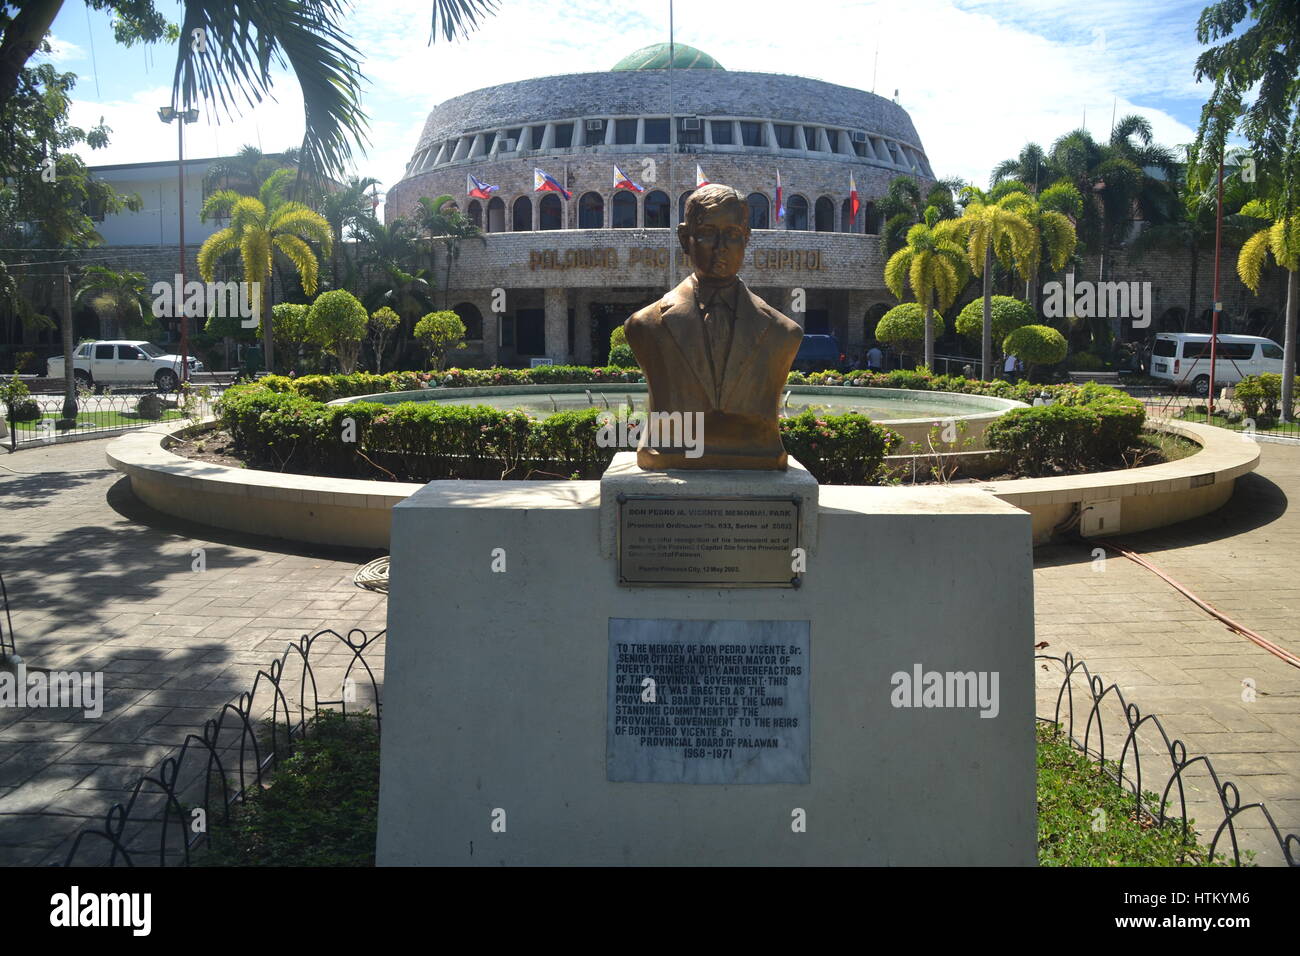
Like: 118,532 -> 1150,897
954,296 -> 1034,347
875,303 -> 945,359
413,310 -> 468,370
306,291 -> 368,374
608,343 -> 638,368
778,410 -> 901,484
1003,325 -> 1068,370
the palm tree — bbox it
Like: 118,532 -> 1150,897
354,215 -> 435,359
877,176 -> 964,255
991,143 -> 1049,192
198,168 -> 332,372
415,194 -> 485,307
884,208 -> 967,369
956,188 -> 1036,379
203,145 -> 299,196
319,175 -> 380,291
73,265 -> 154,339
1238,201 -> 1300,419
993,181 -> 1080,313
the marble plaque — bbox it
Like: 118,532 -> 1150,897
617,496 -> 800,587
607,618 -> 811,784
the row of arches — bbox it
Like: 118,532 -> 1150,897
465,190 -> 882,234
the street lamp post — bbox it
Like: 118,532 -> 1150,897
158,106 -> 199,387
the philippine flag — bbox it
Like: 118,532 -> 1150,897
696,164 -> 709,188
775,170 -> 785,222
613,165 -> 645,193
533,167 -> 572,200
849,173 -> 860,222
467,173 -> 498,200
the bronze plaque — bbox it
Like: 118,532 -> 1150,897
617,495 -> 801,588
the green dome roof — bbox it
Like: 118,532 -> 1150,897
611,43 -> 724,71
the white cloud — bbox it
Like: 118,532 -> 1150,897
37,33 -> 85,64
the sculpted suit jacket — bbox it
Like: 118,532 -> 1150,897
624,275 -> 803,470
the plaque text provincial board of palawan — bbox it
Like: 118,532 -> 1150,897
608,619 -> 811,784
617,495 -> 800,587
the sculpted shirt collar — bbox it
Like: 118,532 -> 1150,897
693,275 -> 742,317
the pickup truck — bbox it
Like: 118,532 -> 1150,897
47,340 -> 202,392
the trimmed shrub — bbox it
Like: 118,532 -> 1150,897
307,291 -> 368,374
413,310 -> 468,370
778,410 -> 901,484
986,382 -> 1145,476
1003,325 -> 1068,369
608,343 -> 638,368
875,303 -> 945,357
954,296 -> 1034,347
8,398 -> 40,422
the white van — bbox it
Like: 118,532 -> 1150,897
1148,333 -> 1285,395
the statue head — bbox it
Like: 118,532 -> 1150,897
677,184 -> 750,283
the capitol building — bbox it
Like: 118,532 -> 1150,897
385,43 -> 936,366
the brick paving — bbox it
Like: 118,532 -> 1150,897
1,435 -> 1297,866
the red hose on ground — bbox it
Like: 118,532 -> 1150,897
1093,538 -> 1300,670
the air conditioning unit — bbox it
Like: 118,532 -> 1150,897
681,117 -> 701,131
503,138 -> 517,151
851,131 -> 868,143
585,119 -> 605,131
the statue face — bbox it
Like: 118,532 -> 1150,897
678,201 -> 749,281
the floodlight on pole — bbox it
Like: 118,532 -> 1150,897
158,105 -> 200,386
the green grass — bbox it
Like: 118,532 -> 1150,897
191,717 -> 1234,866
1037,723 -> 1235,866
14,409 -> 182,431
1133,430 -> 1200,463
1176,406 -> 1300,437
197,710 -> 379,867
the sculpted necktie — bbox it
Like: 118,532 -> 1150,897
699,282 -> 737,399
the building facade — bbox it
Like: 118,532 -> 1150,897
384,44 -> 935,366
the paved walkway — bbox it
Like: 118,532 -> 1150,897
0,435 -> 1296,865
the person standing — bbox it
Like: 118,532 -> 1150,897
866,343 -> 883,372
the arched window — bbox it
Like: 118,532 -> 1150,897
839,198 -> 855,233
467,200 -> 482,229
678,191 -> 693,224
512,196 -> 532,231
486,197 -> 505,233
539,193 -> 563,230
612,191 -> 637,228
863,201 -> 878,234
786,195 -> 809,230
578,191 -> 604,229
814,197 -> 834,232
644,190 -> 670,228
453,301 -> 484,341
747,192 -> 770,229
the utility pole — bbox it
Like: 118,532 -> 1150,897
1208,148 -> 1225,420
59,267 -> 77,427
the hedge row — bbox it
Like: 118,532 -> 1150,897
984,382 -> 1146,476
219,385 -> 901,484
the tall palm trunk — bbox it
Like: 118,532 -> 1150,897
981,245 -> 993,380
261,276 -> 274,373
60,268 -> 76,423
923,295 -> 935,370
1283,268 -> 1298,422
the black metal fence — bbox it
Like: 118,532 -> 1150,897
1145,392 -> 1300,441
5,385 -> 223,451
62,627 -> 383,867
1038,653 -> 1298,867
0,571 -> 14,661
57,637 -> 1296,866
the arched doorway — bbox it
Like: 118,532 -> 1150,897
539,193 -> 562,230
840,198 -> 855,233
512,196 -> 532,231
486,197 -> 505,233
612,191 -> 637,228
814,196 -> 834,232
747,192 -> 770,229
578,191 -> 604,228
452,301 -> 484,341
644,190 -> 670,228
786,195 -> 809,230
467,200 -> 482,229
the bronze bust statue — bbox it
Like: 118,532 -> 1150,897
624,184 -> 803,470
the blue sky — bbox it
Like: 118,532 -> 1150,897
41,0 -> 1227,214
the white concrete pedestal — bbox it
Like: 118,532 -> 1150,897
377,458 -> 1036,865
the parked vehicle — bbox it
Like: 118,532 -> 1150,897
792,334 -> 845,373
1148,333 -> 1285,396
46,341 -> 202,392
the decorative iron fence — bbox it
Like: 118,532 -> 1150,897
0,571 -> 14,660
57,638 -> 1296,866
5,385 -> 223,450
62,627 -> 383,867
1146,392 -> 1300,441
1038,653 -> 1298,867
